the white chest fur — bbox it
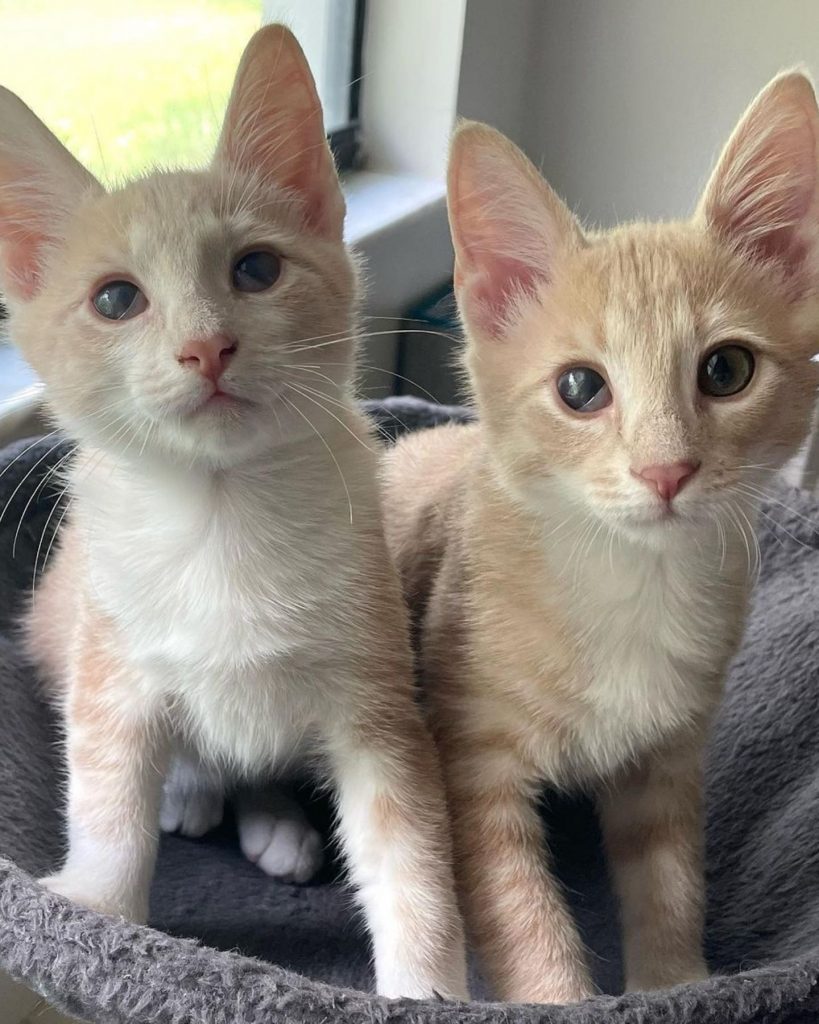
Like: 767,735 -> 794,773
541,519 -> 748,782
73,441 -> 378,770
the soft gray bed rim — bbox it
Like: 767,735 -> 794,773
0,396 -> 817,1024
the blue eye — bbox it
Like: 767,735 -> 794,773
556,367 -> 612,413
232,250 -> 281,293
92,280 -> 147,320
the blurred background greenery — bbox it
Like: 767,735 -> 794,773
0,0 -> 260,184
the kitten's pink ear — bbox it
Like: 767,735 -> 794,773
697,71 -> 819,281
215,25 -> 345,241
0,87 -> 102,301
448,121 -> 584,337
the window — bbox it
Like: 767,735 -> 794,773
263,0 -> 365,170
0,0 -> 365,408
0,0 -> 363,183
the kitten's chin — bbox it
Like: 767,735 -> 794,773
169,413 -> 272,465
71,405 -> 272,468
138,388 -> 285,464
607,502 -> 710,546
615,514 -> 686,542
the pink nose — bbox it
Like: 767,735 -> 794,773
630,460 -> 700,502
177,334 -> 237,383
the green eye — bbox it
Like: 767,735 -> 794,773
698,345 -> 755,397
556,367 -> 612,412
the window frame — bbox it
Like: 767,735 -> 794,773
327,0 -> 366,172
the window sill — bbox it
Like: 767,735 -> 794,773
343,169 -> 445,246
342,169 -> 454,400
0,383 -> 45,445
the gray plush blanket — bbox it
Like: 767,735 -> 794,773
1,396 -> 818,1023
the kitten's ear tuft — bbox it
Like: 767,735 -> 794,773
448,121 -> 584,337
0,87 -> 102,301
215,24 -> 345,241
697,70 -> 819,280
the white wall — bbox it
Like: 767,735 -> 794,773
361,0 -> 467,178
522,0 -> 819,225
456,0 -> 542,149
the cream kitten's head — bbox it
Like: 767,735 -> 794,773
0,26 -> 356,466
448,72 -> 819,540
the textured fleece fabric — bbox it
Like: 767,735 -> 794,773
0,397 -> 818,1023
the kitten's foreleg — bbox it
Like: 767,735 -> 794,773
598,743 -> 708,990
327,706 -> 468,1000
39,621 -> 167,923
447,751 -> 594,1003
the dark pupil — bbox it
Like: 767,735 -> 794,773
94,281 -> 139,320
557,367 -> 605,410
699,346 -> 754,397
233,251 -> 281,292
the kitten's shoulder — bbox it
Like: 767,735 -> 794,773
380,421 -> 481,602
382,420 -> 482,506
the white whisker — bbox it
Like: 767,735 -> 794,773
280,394 -> 353,525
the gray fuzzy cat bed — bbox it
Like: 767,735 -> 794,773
1,396 -> 819,1023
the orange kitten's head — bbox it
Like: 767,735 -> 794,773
448,72 -> 819,539
0,26 -> 356,466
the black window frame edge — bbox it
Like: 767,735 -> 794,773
329,0 -> 366,173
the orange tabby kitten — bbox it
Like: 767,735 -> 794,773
382,72 -> 819,1003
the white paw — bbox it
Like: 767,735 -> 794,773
375,977 -> 467,1001
374,941 -> 469,1001
237,797 -> 324,884
39,870 -> 147,923
160,782 -> 224,838
160,755 -> 224,838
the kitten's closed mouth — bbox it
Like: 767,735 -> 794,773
628,503 -> 682,528
190,388 -> 252,416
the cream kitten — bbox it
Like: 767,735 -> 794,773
382,71 -> 819,1003
0,26 -> 467,1000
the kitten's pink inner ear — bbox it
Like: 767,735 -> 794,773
216,26 -> 345,240
0,88 -> 103,301
698,73 -> 819,278
454,257 -> 547,337
0,165 -> 59,300
448,123 -> 579,336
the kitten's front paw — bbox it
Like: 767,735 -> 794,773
237,795 -> 324,884
509,971 -> 595,1005
159,780 -> 224,838
375,968 -> 469,1001
38,871 -> 147,923
551,978 -> 596,1004
627,960 -> 709,991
